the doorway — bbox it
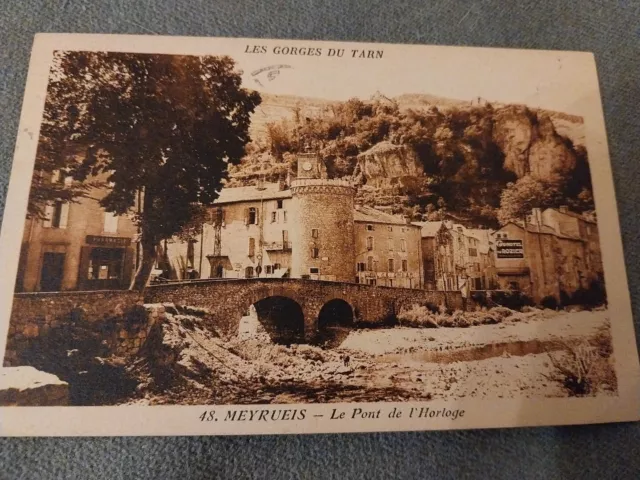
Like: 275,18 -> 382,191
40,252 -> 65,291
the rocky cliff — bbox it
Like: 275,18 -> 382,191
354,141 -> 424,187
231,92 -> 589,226
492,106 -> 579,181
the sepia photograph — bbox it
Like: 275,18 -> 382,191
0,34 -> 637,435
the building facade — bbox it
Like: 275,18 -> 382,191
493,207 -> 602,302
415,221 -> 496,291
161,152 -> 423,288
16,172 -> 138,292
354,206 -> 423,289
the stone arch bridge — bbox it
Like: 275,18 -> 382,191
145,278 -> 464,343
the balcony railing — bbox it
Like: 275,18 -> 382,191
264,241 -> 292,251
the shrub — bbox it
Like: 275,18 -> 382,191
450,311 -> 470,328
568,279 -> 608,308
545,338 -> 617,396
485,291 -> 534,310
488,306 -> 514,321
540,296 -> 559,310
397,304 -> 439,328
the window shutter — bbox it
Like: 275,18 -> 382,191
43,204 -> 54,228
255,208 -> 260,225
58,203 -> 69,229
244,208 -> 249,225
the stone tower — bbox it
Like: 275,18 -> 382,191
291,153 -> 356,282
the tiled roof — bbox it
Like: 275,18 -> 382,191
354,205 -> 412,226
214,183 -> 292,204
499,221 -> 583,241
412,221 -> 444,237
544,208 -> 597,224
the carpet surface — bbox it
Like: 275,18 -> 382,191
1,1 -> 639,478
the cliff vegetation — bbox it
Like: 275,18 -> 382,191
227,94 -> 593,228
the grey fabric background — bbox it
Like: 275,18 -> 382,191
1,1 -> 639,478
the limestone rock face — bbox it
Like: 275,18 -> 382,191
0,366 -> 69,406
492,106 -> 577,181
355,141 -> 424,187
527,115 -> 577,180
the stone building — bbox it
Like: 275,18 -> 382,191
492,207 -> 602,302
354,206 -> 423,288
16,172 -> 138,292
162,152 -> 423,288
414,221 -> 496,291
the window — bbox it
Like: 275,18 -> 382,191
273,263 -> 281,270
388,238 -> 393,251
388,258 -> 395,273
402,259 -> 408,272
248,207 -> 257,225
367,256 -> 374,271
401,239 -> 406,252
103,211 -> 118,233
43,202 -> 69,229
387,226 -> 393,232
311,228 -> 319,239
366,236 -> 374,250
87,248 -> 123,281
248,237 -> 255,257
367,278 -> 377,286
311,247 -> 320,259
271,211 -> 277,223
245,266 -> 254,278
265,265 -> 273,274
469,247 -> 478,257
277,199 -> 283,209
366,224 -> 374,231
389,279 -> 393,287
357,262 -> 366,272
283,211 -> 287,223
282,230 -> 289,244
310,267 -> 320,274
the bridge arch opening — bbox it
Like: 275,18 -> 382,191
249,296 -> 305,345
317,299 -> 354,348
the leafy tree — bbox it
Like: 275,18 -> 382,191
39,51 -> 261,290
497,175 -> 562,225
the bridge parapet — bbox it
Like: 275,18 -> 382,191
144,278 -> 464,340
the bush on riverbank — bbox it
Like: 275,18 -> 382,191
545,323 -> 616,396
397,304 -> 519,328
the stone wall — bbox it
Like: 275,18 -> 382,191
290,179 -> 356,282
4,290 -> 146,366
145,278 -> 464,340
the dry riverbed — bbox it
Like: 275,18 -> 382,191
121,305 -> 615,406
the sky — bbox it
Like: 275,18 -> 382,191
43,34 -> 601,117
231,40 -> 599,116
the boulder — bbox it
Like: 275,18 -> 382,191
0,366 -> 69,406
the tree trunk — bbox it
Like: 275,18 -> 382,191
130,234 -> 157,291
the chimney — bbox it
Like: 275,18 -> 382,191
559,205 -> 568,213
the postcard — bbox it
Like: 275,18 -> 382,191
0,33 -> 638,436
